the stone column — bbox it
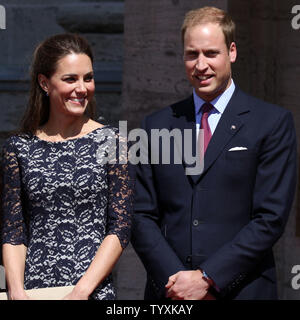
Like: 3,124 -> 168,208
229,0 -> 300,299
267,0 -> 300,300
120,0 -> 300,299
121,0 -> 226,130
0,0 -> 124,146
119,0 -> 227,299
0,0 -> 125,291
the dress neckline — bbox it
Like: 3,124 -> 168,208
32,125 -> 111,144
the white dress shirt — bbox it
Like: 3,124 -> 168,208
194,80 -> 236,137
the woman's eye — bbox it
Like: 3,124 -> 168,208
64,77 -> 76,82
85,75 -> 94,82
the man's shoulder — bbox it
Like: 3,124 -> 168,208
235,88 -> 289,116
143,96 -> 193,128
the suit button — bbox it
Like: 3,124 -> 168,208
193,219 -> 199,226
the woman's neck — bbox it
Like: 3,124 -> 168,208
37,114 -> 91,141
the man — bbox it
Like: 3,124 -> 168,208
131,6 -> 297,300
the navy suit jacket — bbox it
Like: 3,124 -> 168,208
131,87 -> 297,300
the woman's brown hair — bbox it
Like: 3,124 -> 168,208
19,33 -> 96,134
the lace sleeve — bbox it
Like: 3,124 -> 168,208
106,132 -> 135,249
0,137 -> 28,246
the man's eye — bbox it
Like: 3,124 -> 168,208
206,51 -> 218,57
184,52 -> 198,60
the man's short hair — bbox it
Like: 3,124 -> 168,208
181,6 -> 236,50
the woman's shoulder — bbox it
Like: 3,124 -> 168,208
83,119 -> 115,136
4,132 -> 32,145
2,132 -> 32,150
91,122 -> 119,139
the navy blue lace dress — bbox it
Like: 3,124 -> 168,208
0,126 -> 134,300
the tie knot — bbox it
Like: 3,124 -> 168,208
201,102 -> 213,114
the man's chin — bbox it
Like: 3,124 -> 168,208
194,87 -> 216,101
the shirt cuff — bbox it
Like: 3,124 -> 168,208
201,269 -> 220,292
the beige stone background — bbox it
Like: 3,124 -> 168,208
0,0 -> 300,299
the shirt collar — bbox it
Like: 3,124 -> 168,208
193,79 -> 236,115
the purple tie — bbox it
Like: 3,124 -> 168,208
199,102 -> 213,155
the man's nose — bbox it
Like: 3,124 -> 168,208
195,55 -> 208,71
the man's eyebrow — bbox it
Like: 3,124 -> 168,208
204,48 -> 220,52
184,48 -> 198,53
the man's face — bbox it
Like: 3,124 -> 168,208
183,23 -> 237,101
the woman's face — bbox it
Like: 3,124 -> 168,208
39,53 -> 95,118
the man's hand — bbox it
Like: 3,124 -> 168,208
165,270 -> 215,300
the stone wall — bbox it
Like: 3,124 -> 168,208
0,0 -> 124,147
0,0 -> 125,291
229,0 -> 300,299
121,0 -> 300,299
1,0 -> 300,300
119,0 -> 228,300
121,0 -> 226,130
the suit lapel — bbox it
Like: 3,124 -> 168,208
169,96 -> 197,181
190,88 -> 250,185
168,89 -> 251,185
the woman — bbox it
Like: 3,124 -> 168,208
0,34 -> 134,300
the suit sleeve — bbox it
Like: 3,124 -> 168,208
131,117 -> 187,298
200,110 -> 297,296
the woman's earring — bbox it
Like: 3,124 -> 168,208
45,91 -> 49,97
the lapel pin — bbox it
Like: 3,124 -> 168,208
231,125 -> 236,130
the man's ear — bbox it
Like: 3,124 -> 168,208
229,42 -> 237,63
38,74 -> 49,94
